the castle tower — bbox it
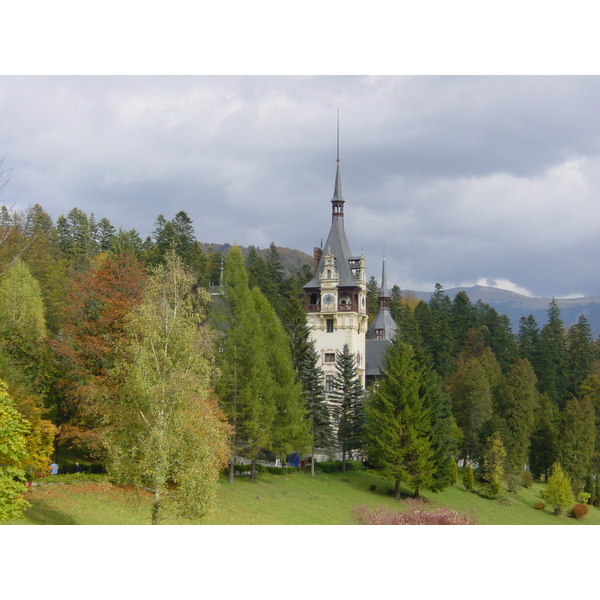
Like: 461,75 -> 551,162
303,146 -> 368,388
365,254 -> 398,386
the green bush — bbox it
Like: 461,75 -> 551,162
315,460 -> 362,473
463,465 -> 474,491
521,470 -> 534,488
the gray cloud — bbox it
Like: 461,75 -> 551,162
1,75 -> 599,298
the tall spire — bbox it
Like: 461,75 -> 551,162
332,108 -> 344,216
379,248 -> 391,307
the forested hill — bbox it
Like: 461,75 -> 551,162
200,241 -> 600,337
410,285 -> 600,338
199,243 -> 313,277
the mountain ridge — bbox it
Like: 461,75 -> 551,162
197,243 -> 600,338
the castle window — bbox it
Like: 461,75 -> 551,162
326,319 -> 334,333
375,329 -> 384,340
325,375 -> 334,392
324,353 -> 336,363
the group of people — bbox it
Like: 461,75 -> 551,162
47,461 -> 83,476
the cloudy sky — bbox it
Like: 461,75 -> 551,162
2,75 -> 599,299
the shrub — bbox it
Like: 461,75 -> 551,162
578,492 -> 591,505
521,470 -> 534,488
315,460 -> 362,473
354,501 -> 476,525
490,477 -> 501,497
463,465 -> 474,491
533,501 -> 545,510
570,503 -> 589,519
541,463 -> 575,516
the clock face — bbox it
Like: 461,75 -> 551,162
323,293 -> 334,306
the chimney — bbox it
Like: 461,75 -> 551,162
313,247 -> 323,275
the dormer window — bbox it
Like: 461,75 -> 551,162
375,329 -> 384,340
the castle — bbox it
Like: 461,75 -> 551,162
303,152 -> 397,390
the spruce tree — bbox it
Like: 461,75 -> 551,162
567,314 -> 597,398
366,341 -> 434,498
331,344 -> 365,471
419,358 -> 459,492
558,395 -> 595,494
449,356 -> 493,465
300,343 -> 334,475
529,393 -> 557,481
538,299 -> 568,407
494,358 -> 537,480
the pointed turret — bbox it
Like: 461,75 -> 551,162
365,254 -> 399,385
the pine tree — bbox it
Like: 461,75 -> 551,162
449,356 -> 493,465
252,288 -> 308,463
558,395 -> 595,494
529,393 -> 557,481
494,358 -> 537,479
567,314 -> 597,398
419,359 -> 459,492
216,246 -> 276,483
538,299 -> 568,407
331,344 -> 365,471
366,341 -> 434,498
301,343 -> 334,475
281,279 -> 312,375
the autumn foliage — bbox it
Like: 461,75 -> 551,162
354,501 -> 476,525
51,254 -> 146,451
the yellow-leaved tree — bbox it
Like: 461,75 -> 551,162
104,251 -> 230,524
0,379 -> 31,522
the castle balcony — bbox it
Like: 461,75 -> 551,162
307,304 -> 320,312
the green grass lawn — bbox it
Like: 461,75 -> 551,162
4,469 -> 599,525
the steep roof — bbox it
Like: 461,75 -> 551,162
304,160 -> 361,290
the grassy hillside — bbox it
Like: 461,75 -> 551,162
4,469 -> 599,525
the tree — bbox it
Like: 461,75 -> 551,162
252,287 -> 309,462
366,341 -> 433,498
0,379 -> 31,522
366,275 -> 379,322
215,245 -> 276,483
494,359 -> 537,479
331,344 -> 365,471
419,360 -> 459,492
449,356 -> 493,465
300,343 -> 334,475
529,393 -> 557,481
463,464 -> 474,491
104,252 -> 229,524
50,254 -> 146,453
541,462 -> 575,515
450,291 -> 477,352
567,314 -> 597,398
558,396 -> 595,494
537,299 -> 568,407
281,279 -> 313,375
0,259 -> 55,477
481,433 -> 506,495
